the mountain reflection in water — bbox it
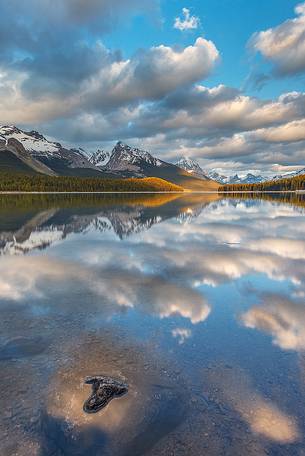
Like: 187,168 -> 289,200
1,193 -> 305,455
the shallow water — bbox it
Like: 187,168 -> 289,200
1,193 -> 305,455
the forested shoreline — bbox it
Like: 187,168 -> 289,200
0,173 -> 184,193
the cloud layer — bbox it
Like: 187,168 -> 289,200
0,0 -> 304,174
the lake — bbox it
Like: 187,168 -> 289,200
1,193 -> 305,455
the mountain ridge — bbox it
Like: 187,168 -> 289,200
0,125 -> 101,177
100,142 -> 219,190
0,126 -> 304,191
0,126 -> 219,190
175,156 -> 305,184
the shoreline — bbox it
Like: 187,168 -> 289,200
0,190 -> 303,195
0,191 -> 188,195
218,190 -> 305,194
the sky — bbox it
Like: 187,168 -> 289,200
1,0 -> 305,175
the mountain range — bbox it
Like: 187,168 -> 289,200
0,126 -> 219,191
0,125 -> 304,189
175,156 -> 305,184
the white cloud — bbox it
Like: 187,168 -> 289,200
174,8 -> 200,31
85,38 -> 219,106
254,118 -> 305,143
0,38 -> 219,125
250,2 -> 305,75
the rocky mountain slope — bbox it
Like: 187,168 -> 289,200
0,126 -> 102,177
0,136 -> 57,176
89,149 -> 111,167
222,173 -> 265,184
102,143 -> 219,191
105,141 -> 163,175
272,168 -> 305,181
1,126 -> 304,190
175,157 -> 207,178
0,127 -> 219,190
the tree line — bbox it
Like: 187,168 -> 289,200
0,172 -> 183,193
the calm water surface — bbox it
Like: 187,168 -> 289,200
1,193 -> 305,455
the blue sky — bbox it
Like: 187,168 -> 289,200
105,0 -> 302,97
0,0 -> 305,175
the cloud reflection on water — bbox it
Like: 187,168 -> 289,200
0,256 -> 211,324
242,295 -> 305,351
204,365 -> 301,444
1,195 -> 305,454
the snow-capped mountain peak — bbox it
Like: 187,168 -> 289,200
89,149 -> 112,167
104,141 -> 163,175
175,157 -> 207,178
242,173 -> 265,184
0,125 -> 61,157
113,141 -> 162,166
206,171 -> 228,184
271,168 -> 305,181
0,125 -> 99,172
209,172 -> 266,184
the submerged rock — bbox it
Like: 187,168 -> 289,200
83,376 -> 128,414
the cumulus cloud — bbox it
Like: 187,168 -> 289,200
0,38 -> 219,126
254,119 -> 305,143
95,87 -> 304,169
52,0 -> 159,25
174,8 -> 200,31
250,2 -> 305,76
83,38 -> 219,108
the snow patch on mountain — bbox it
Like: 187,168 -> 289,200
175,157 -> 270,184
0,126 -> 61,157
206,171 -> 228,184
105,141 -> 163,175
89,149 -> 112,167
0,125 -> 100,171
114,142 -> 162,166
175,157 -> 207,177
271,168 -> 305,181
